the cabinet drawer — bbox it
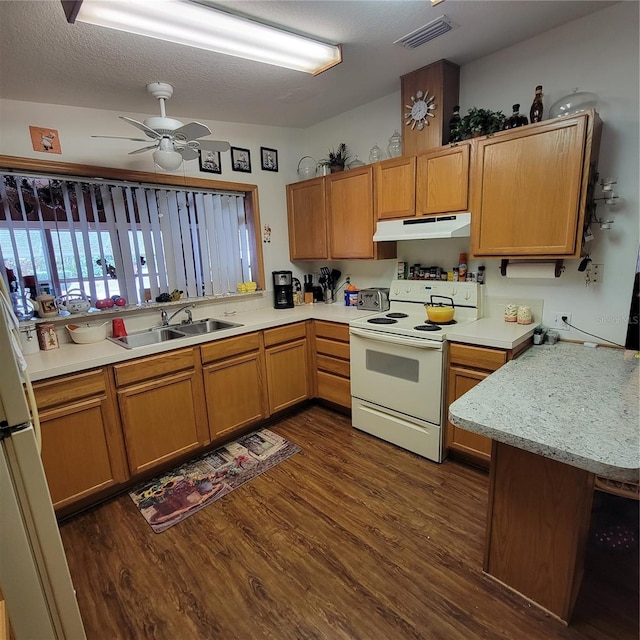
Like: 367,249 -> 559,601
317,371 -> 351,408
201,332 -> 261,364
449,343 -> 507,371
113,348 -> 195,387
263,322 -> 306,347
317,354 -> 350,379
315,337 -> 350,360
315,320 -> 349,342
34,369 -> 106,410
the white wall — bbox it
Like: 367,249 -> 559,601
0,99 -> 308,294
1,2 -> 638,341
303,1 -> 639,345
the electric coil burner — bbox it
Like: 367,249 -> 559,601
348,280 -> 482,464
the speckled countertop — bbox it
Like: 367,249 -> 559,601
449,342 -> 639,481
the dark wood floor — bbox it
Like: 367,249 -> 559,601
60,406 -> 639,639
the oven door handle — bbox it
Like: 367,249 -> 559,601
349,327 -> 443,349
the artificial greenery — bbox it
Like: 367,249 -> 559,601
450,107 -> 506,142
321,142 -> 350,168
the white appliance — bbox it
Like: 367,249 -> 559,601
349,279 -> 481,462
0,282 -> 86,639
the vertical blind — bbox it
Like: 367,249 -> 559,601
0,173 -> 251,304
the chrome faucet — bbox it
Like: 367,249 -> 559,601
161,304 -> 194,326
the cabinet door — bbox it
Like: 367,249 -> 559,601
265,339 -> 310,414
416,144 -> 470,216
446,365 -> 492,464
375,156 -> 416,220
40,396 -> 128,510
117,370 -> 208,475
327,166 -> 376,259
470,114 -> 592,257
286,177 -> 328,260
203,351 -> 267,440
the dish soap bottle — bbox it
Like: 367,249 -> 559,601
529,85 -> 544,123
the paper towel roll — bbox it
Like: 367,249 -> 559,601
505,262 -> 559,279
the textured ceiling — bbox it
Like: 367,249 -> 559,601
0,1 -> 615,128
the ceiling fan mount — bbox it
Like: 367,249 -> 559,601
92,81 -> 230,170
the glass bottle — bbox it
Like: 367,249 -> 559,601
448,105 -> 461,143
368,144 -> 384,163
505,104 -> 528,130
530,85 -> 544,123
387,131 -> 402,158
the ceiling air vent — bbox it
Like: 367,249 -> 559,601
394,15 -> 458,49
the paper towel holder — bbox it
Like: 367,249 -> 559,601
500,259 -> 564,277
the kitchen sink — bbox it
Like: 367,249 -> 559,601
172,318 -> 243,335
108,318 -> 244,349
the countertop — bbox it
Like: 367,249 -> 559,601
449,342 -> 639,481
447,317 -> 534,350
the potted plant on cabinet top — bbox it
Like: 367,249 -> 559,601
450,107 -> 506,142
321,143 -> 350,173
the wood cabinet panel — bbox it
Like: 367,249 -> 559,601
374,156 -> 416,220
449,343 -> 507,371
317,371 -> 351,408
113,348 -> 194,387
201,332 -> 261,364
263,322 -> 307,347
286,178 -> 328,260
416,144 -> 470,215
203,351 -> 267,440
316,353 -> 350,378
314,320 -> 349,342
40,399 -> 125,509
315,337 -> 349,360
117,370 -> 207,475
265,339 -> 310,414
471,113 -> 601,258
33,369 -> 105,410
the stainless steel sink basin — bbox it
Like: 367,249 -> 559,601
108,318 -> 243,349
174,318 -> 243,335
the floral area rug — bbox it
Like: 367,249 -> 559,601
129,429 -> 301,533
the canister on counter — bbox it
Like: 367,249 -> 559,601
504,304 -> 518,322
36,322 -> 59,350
517,305 -> 533,325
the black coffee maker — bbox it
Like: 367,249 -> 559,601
272,271 -> 294,309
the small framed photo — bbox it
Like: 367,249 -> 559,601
199,150 -> 221,174
231,147 -> 251,173
260,147 -> 278,172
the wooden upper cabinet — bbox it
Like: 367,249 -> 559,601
374,156 -> 416,220
470,111 -> 601,258
327,166 -> 396,260
286,177 -> 328,260
416,143 -> 470,216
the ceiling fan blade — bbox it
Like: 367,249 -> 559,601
178,147 -> 199,161
199,140 -> 231,153
120,116 -> 161,139
173,121 -> 211,141
92,135 -> 149,142
128,144 -> 159,155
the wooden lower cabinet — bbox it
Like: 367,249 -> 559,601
113,348 -> 209,476
33,369 -> 128,510
314,320 -> 351,409
446,342 -> 529,467
201,332 -> 268,440
264,322 -> 310,414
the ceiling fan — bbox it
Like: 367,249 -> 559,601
92,82 -> 230,171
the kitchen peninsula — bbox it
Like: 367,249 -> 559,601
449,342 -> 639,623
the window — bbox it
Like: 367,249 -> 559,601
0,172 -> 257,306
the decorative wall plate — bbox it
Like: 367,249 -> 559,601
405,91 -> 436,130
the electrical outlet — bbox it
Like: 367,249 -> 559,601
590,263 -> 603,283
345,275 -> 351,285
551,312 -> 572,330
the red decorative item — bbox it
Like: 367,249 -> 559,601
112,318 -> 127,338
96,298 -> 115,309
114,297 -> 127,306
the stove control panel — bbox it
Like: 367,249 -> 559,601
389,280 -> 480,308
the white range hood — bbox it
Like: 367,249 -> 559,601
373,213 -> 471,241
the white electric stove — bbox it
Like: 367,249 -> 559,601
349,280 -> 482,462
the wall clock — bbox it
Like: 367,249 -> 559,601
405,90 -> 436,130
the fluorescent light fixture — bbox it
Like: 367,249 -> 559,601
63,0 -> 342,75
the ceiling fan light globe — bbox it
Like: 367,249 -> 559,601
153,148 -> 183,171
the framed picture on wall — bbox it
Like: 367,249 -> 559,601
199,150 -> 222,174
260,147 -> 278,172
29,126 -> 62,154
231,147 -> 251,173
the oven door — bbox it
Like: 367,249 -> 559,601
349,327 -> 444,425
